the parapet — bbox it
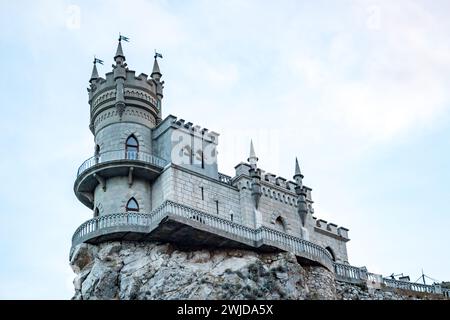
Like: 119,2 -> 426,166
153,115 -> 219,144
88,67 -> 160,115
232,163 -> 314,204
314,217 -> 350,241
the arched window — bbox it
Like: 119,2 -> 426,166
94,207 -> 99,217
325,246 -> 336,262
274,216 -> 287,232
125,135 -> 139,159
126,197 -> 139,212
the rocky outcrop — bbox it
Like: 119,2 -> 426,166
69,241 -> 446,300
70,241 -> 335,300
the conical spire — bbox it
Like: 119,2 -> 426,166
250,140 -> 256,158
151,58 -> 162,81
114,39 -> 125,63
248,140 -> 258,168
295,157 -> 302,177
90,62 -> 99,82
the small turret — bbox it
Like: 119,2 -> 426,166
114,38 -> 126,65
248,140 -> 262,209
112,38 -> 128,117
151,57 -> 162,82
293,157 -> 304,188
90,61 -> 99,82
247,140 -> 258,170
294,158 -> 308,227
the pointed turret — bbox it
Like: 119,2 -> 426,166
247,140 -> 258,169
247,140 -> 261,209
90,62 -> 99,82
293,157 -> 308,227
151,57 -> 162,81
114,39 -> 126,64
295,157 -> 302,177
293,157 -> 304,187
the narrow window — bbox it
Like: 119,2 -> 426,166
95,145 -> 100,163
215,200 -> 219,214
230,213 -> 233,222
94,207 -> 99,217
126,197 -> 139,212
125,135 -> 139,159
201,151 -> 205,169
200,187 -> 204,200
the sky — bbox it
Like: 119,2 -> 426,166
0,0 -> 449,299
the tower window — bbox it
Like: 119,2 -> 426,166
94,207 -> 99,218
126,135 -> 139,159
200,150 -> 205,169
274,216 -> 287,232
126,197 -> 139,212
200,186 -> 204,200
215,200 -> 219,214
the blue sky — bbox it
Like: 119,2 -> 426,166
1,0 -> 449,298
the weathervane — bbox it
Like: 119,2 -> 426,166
118,33 -> 130,42
154,50 -> 163,60
93,56 -> 104,65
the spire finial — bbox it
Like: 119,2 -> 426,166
248,139 -> 258,168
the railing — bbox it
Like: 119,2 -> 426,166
383,278 -> 435,293
335,263 -> 367,282
257,226 -> 333,263
218,172 -> 233,185
443,288 -> 450,298
71,200 -> 333,269
77,150 -> 168,176
334,262 -> 448,297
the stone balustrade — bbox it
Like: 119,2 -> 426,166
71,200 -> 333,270
334,262 -> 448,297
77,150 -> 168,176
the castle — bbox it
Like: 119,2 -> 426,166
71,39 -> 450,298
71,38 -> 349,272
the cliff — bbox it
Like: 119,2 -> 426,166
69,241 -> 444,300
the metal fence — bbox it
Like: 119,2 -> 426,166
77,150 -> 168,176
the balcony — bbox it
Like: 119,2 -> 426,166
70,200 -> 335,272
74,150 -> 168,208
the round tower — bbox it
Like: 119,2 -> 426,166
74,39 -> 166,217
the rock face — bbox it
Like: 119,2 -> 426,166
70,241 -> 336,300
70,241 -> 446,300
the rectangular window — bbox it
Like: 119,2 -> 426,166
215,200 -> 219,214
200,187 -> 204,200
201,151 -> 205,169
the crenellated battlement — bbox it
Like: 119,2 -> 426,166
170,116 -> 220,144
233,162 -> 313,202
313,217 -> 350,241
